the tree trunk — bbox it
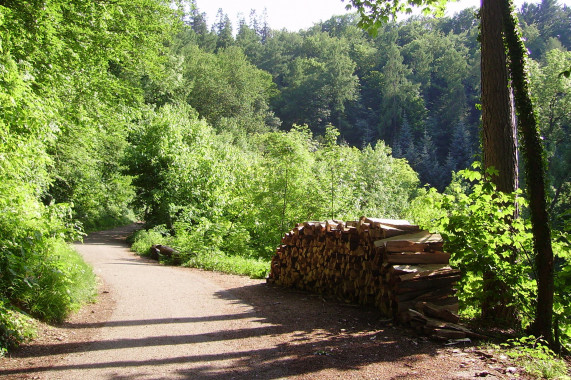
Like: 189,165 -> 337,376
501,0 -> 554,345
480,0 -> 519,325
480,0 -> 518,193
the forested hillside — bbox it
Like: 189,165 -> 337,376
183,1 -> 569,194
1,0 -> 570,358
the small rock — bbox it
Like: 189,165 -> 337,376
505,367 -> 517,374
475,350 -> 493,359
446,338 -> 472,346
475,370 -> 490,377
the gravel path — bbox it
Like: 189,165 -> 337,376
0,225 -> 517,379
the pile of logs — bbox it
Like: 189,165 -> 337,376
268,217 -> 475,340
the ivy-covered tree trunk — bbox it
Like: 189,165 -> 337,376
480,0 -> 519,325
501,0 -> 554,345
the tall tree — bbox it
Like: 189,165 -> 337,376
213,9 -> 234,50
236,18 -> 262,61
480,0 -> 520,324
377,41 -> 421,145
501,0 -> 555,345
181,44 -> 275,133
187,2 -> 217,52
273,33 -> 358,133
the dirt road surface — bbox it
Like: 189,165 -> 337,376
0,225 -> 517,379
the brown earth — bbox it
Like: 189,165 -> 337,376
0,225 -> 525,379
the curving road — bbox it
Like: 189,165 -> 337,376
0,225 -> 507,379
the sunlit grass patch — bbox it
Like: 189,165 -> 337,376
183,250 -> 269,279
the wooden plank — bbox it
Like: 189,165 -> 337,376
365,218 -> 419,231
394,275 -> 461,293
394,286 -> 457,303
386,251 -> 451,265
385,241 -> 430,252
398,267 -> 460,282
374,231 -> 443,248
416,301 -> 460,323
381,226 -> 408,238
430,328 -> 467,340
396,295 -> 458,314
389,264 -> 451,275
424,316 -> 486,339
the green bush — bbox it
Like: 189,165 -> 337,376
130,227 -> 171,257
434,164 -> 535,325
425,163 -> 571,350
0,200 -> 97,327
130,225 -> 270,279
4,238 -> 97,323
553,237 -> 571,353
0,298 -> 36,356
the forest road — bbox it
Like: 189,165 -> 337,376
0,225 -> 512,379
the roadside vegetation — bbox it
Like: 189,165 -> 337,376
1,0 -> 569,375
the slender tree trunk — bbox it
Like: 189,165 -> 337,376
480,0 -> 519,325
501,0 -> 554,345
282,164 -> 289,235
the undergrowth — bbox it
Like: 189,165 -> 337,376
487,336 -> 571,379
11,240 -> 97,323
0,240 -> 95,354
0,299 -> 37,357
183,251 -> 269,279
130,227 -> 270,279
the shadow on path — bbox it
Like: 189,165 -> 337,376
0,224 -> 464,379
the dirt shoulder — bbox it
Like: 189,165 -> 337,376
0,225 -> 524,379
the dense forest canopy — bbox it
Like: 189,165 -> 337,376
1,0 -> 570,355
180,1 -> 569,196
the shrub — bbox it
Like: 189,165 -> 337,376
130,227 -> 171,258
0,298 -> 36,356
435,164 -> 535,325
6,239 -> 97,323
130,226 -> 270,279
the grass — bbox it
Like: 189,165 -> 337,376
486,336 -> 571,380
130,228 -> 270,279
183,251 -> 269,279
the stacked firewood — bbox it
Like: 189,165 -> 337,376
268,217 -> 473,340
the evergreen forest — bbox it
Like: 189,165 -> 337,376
1,0 -> 570,360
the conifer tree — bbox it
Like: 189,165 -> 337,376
214,9 -> 234,50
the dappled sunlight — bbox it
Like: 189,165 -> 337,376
2,277 -> 449,379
